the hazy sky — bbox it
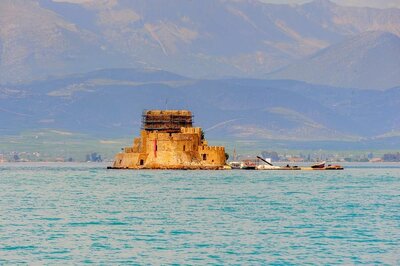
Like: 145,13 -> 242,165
259,0 -> 400,9
53,0 -> 400,9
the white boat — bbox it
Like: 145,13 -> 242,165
228,161 -> 241,169
257,164 -> 281,170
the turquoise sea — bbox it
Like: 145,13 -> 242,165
0,163 -> 399,264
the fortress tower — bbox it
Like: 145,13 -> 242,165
111,110 -> 226,169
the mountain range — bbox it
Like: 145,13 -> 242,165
269,31 -> 400,89
1,0 -> 400,89
1,0 -> 400,149
1,68 -> 400,144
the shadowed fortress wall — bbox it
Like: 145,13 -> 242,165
111,110 -> 226,169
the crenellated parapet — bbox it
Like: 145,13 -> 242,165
180,127 -> 201,135
199,146 -> 225,151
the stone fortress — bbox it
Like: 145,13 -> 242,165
111,110 -> 226,169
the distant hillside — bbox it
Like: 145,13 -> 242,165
268,31 -> 400,89
1,68 -> 400,143
0,0 -> 132,84
1,0 -> 400,85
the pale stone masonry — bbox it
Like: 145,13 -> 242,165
111,110 -> 226,169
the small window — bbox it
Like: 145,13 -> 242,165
183,145 -> 186,151
202,154 -> 207,161
140,159 -> 144,166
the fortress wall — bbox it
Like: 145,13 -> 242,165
113,132 -> 226,169
143,131 -> 202,167
180,127 -> 201,135
124,147 -> 134,153
146,132 -> 172,141
111,112 -> 226,169
139,131 -> 149,153
113,152 -> 141,168
132,138 -> 141,153
199,146 -> 225,151
145,131 -> 201,153
198,145 -> 226,166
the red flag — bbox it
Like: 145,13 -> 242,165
154,139 -> 157,158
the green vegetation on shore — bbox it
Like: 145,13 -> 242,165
1,129 -> 399,163
0,130 -> 130,162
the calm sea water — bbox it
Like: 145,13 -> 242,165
0,163 -> 399,264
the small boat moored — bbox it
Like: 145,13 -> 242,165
311,161 -> 326,169
241,160 -> 257,170
325,164 -> 344,170
228,161 -> 242,169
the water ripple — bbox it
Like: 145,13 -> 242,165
0,163 -> 399,264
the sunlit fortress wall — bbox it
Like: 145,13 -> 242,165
111,110 -> 226,169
